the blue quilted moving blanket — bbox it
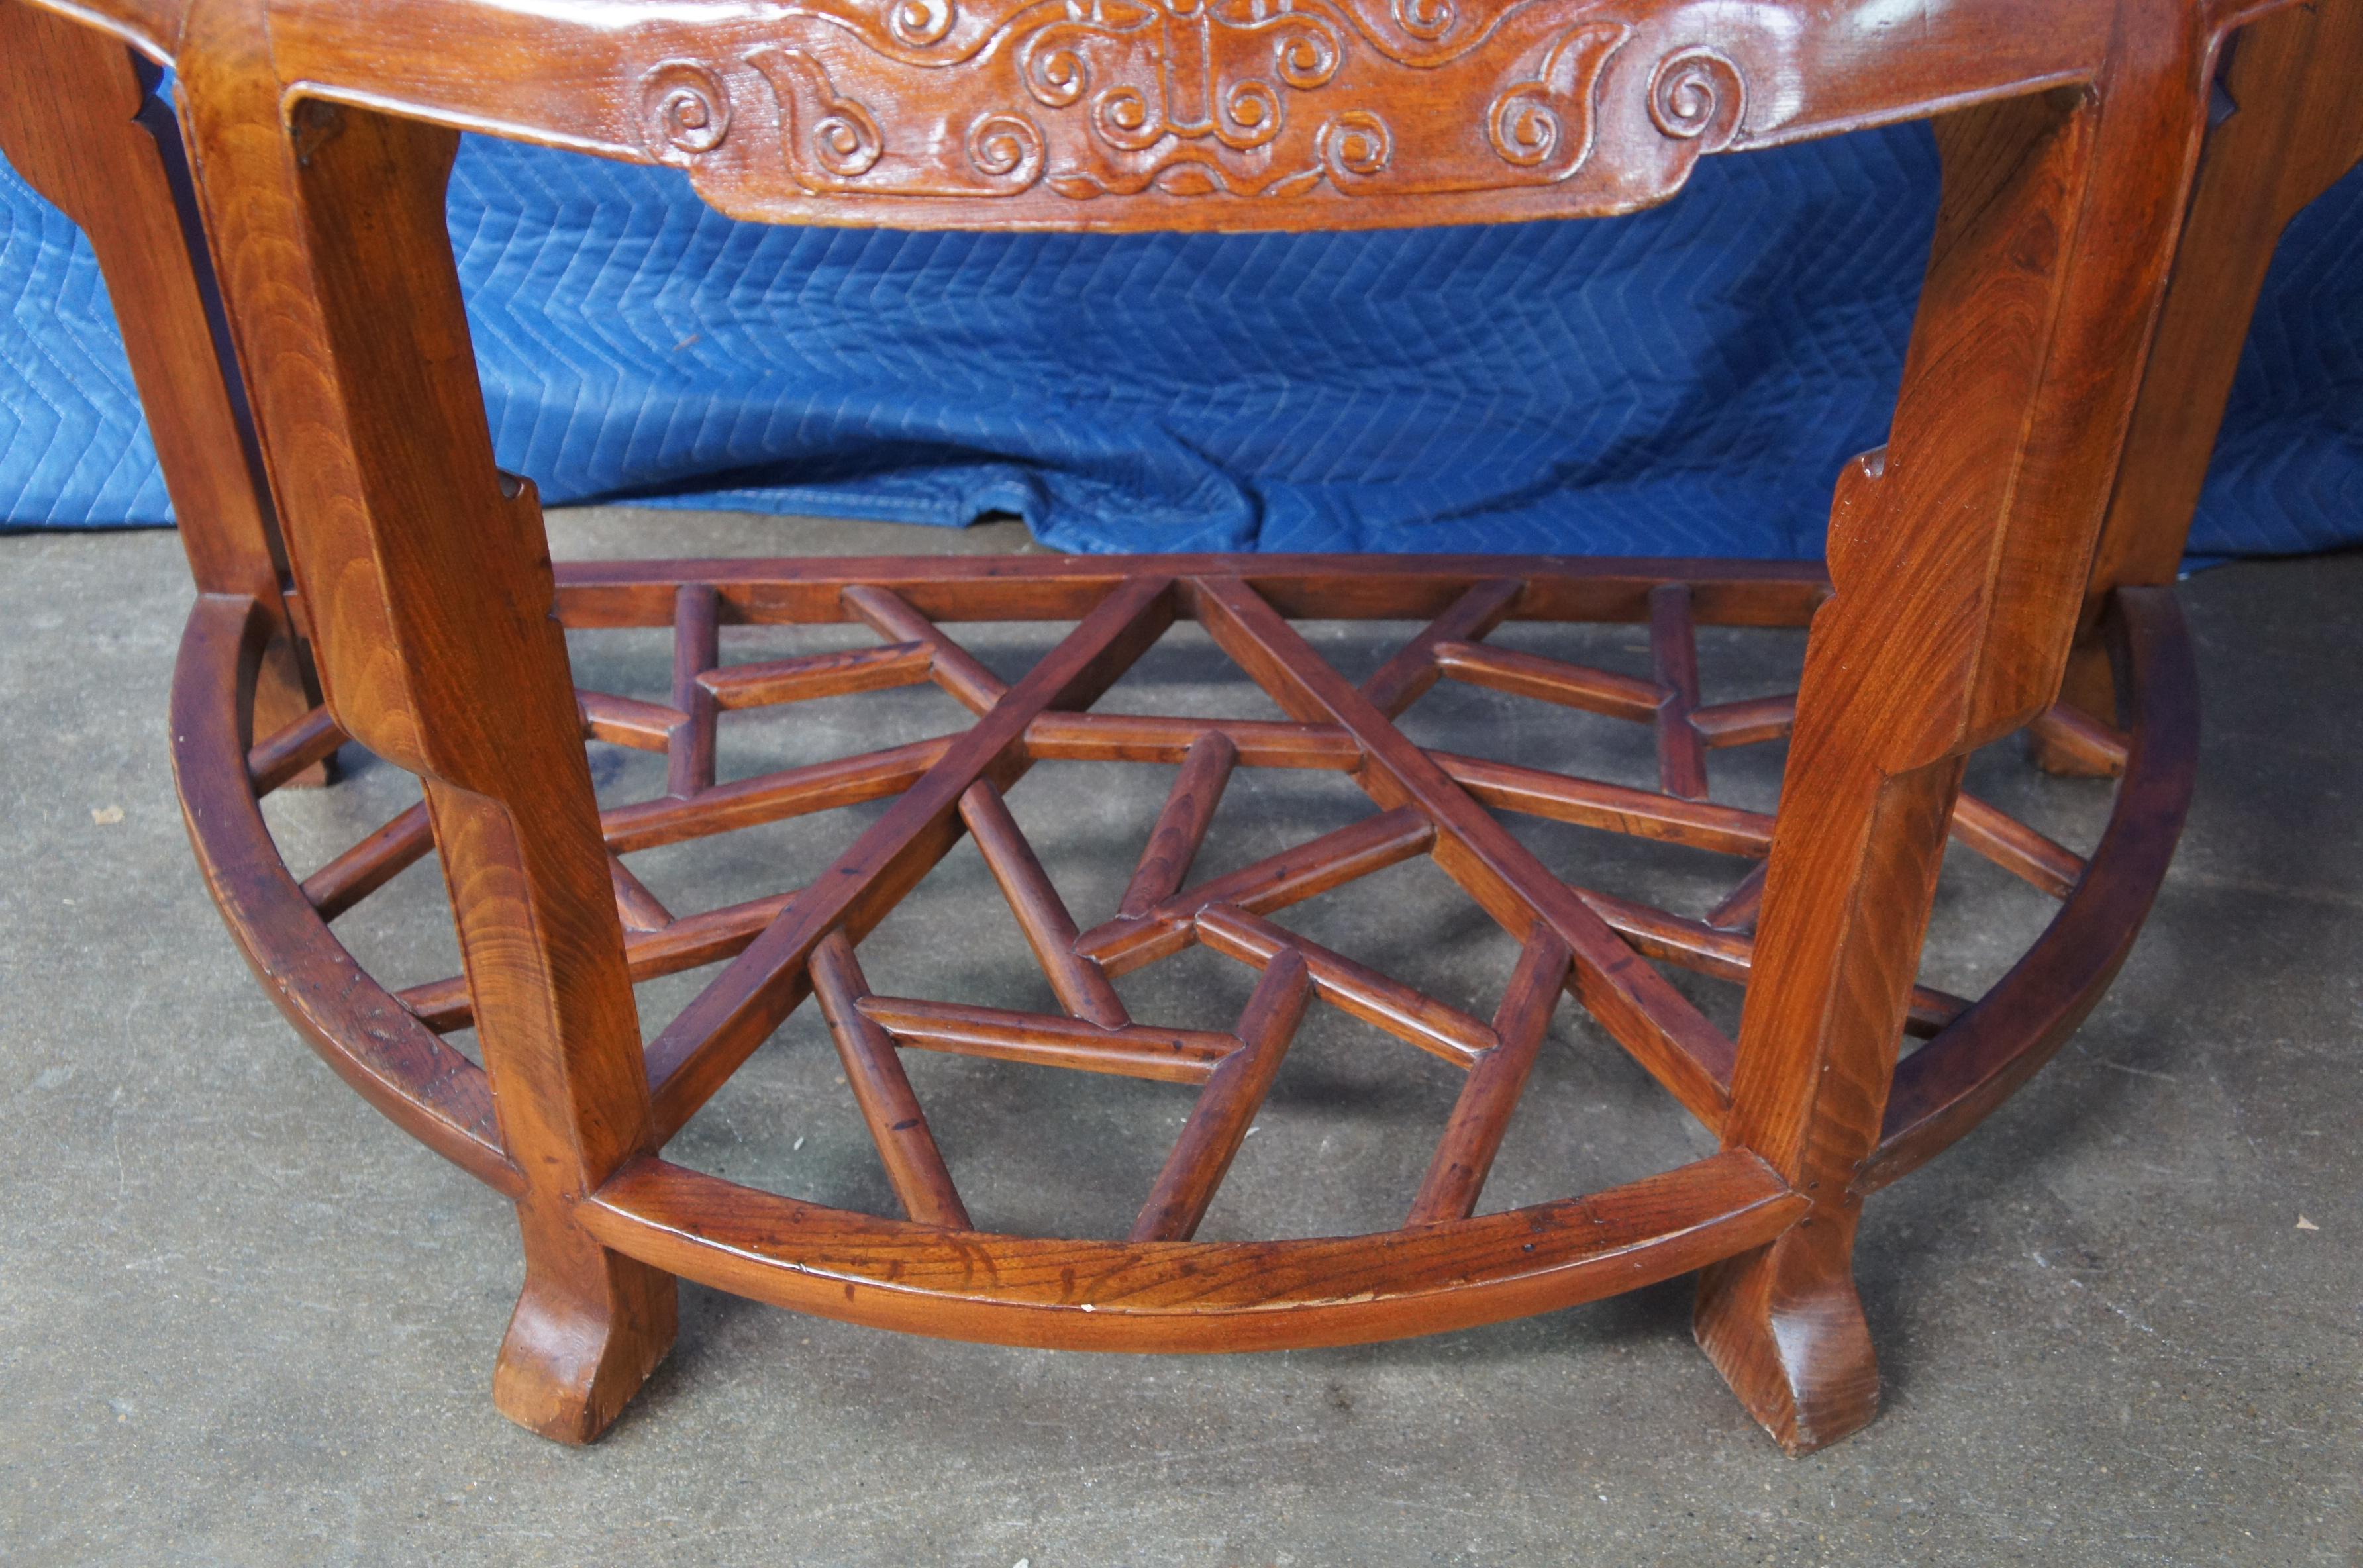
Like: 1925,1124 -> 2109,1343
5,122 -> 2358,558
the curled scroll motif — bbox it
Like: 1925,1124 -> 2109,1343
1221,79 -> 1283,150
1319,0 -> 1521,66
1391,0 -> 1452,41
750,46 -> 884,184
1095,85 -> 1165,152
744,45 -> 1049,196
1320,111 -> 1393,180
1647,45 -> 1745,152
887,0 -> 956,48
640,62 -> 732,158
1019,11 -> 1154,109
1017,32 -> 1088,109
1016,7 -> 1344,158
966,111 -> 1046,184
1276,26 -> 1343,89
667,4 -> 1740,217
1485,23 -> 1625,173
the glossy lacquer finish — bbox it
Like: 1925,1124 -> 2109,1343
5,0 -> 2342,1455
2038,0 -> 2363,763
0,0 -> 326,771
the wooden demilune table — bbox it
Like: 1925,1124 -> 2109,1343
3,0 -> 2355,1454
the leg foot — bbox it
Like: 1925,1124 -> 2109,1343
492,1206 -> 678,1445
1693,1213 -> 1879,1456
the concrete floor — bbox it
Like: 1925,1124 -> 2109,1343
0,510 -> 2355,1567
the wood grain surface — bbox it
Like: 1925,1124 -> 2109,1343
7,0 -> 2307,1452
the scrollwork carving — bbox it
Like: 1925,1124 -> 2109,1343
1391,0 -> 1452,43
966,111 -> 1045,184
640,61 -> 732,158
1276,28 -> 1342,91
887,0 -> 956,49
1221,78 -> 1282,147
1489,91 -> 1561,168
1647,45 -> 1745,152
1020,17 -> 1121,109
652,4 -> 1752,221
750,47 -> 883,184
1015,6 -> 1346,160
1321,110 -> 1393,179
1486,24 -> 1625,173
1095,85 -> 1160,151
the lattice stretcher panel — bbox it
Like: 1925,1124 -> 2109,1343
179,556 -> 2192,1348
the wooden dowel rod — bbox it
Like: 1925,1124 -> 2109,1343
856,995 -> 1234,1085
1903,989 -> 1972,1039
399,888 -> 800,1032
395,979 -> 470,1034
1407,930 -> 1572,1226
1024,711 -> 1360,770
958,779 -> 1131,1028
1574,885 -> 1966,1038
1691,693 -> 1797,748
1195,903 -> 1493,1069
1574,886 -> 1752,979
811,932 -> 971,1230
1649,583 -> 1709,800
619,889 -> 799,985
609,854 -> 672,933
697,641 -> 934,710
578,688 -> 687,753
843,583 -> 1007,715
1189,576 -> 1733,1127
1949,793 -> 2087,897
668,583 -> 721,797
2025,701 -> 2129,775
247,705 -> 346,795
302,801 -> 432,921
644,578 -> 1176,1138
1434,752 -> 1772,857
547,553 -> 1830,628
1432,641 -> 1661,722
1078,807 -> 1436,976
600,736 -> 952,854
1118,732 -> 1239,918
1360,578 -> 1525,718
1704,861 -> 1769,932
1131,951 -> 1314,1242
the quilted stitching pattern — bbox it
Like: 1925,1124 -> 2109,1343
2188,173 -> 2363,558
0,157 -> 172,526
4,125 -> 2358,558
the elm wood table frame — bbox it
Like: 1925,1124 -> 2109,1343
2040,0 -> 2363,767
3,0 -> 2352,1457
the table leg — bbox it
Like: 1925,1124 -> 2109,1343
2036,0 -> 2363,771
1699,7 -> 2217,1453
0,0 -> 325,774
174,28 -> 675,1442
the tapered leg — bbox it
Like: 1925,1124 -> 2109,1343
174,18 -> 674,1442
0,0 -> 325,768
2035,0 -> 2363,773
431,789 -> 676,1442
1699,5 -> 2219,1454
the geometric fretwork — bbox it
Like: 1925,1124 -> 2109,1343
230,554 -> 2126,1251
